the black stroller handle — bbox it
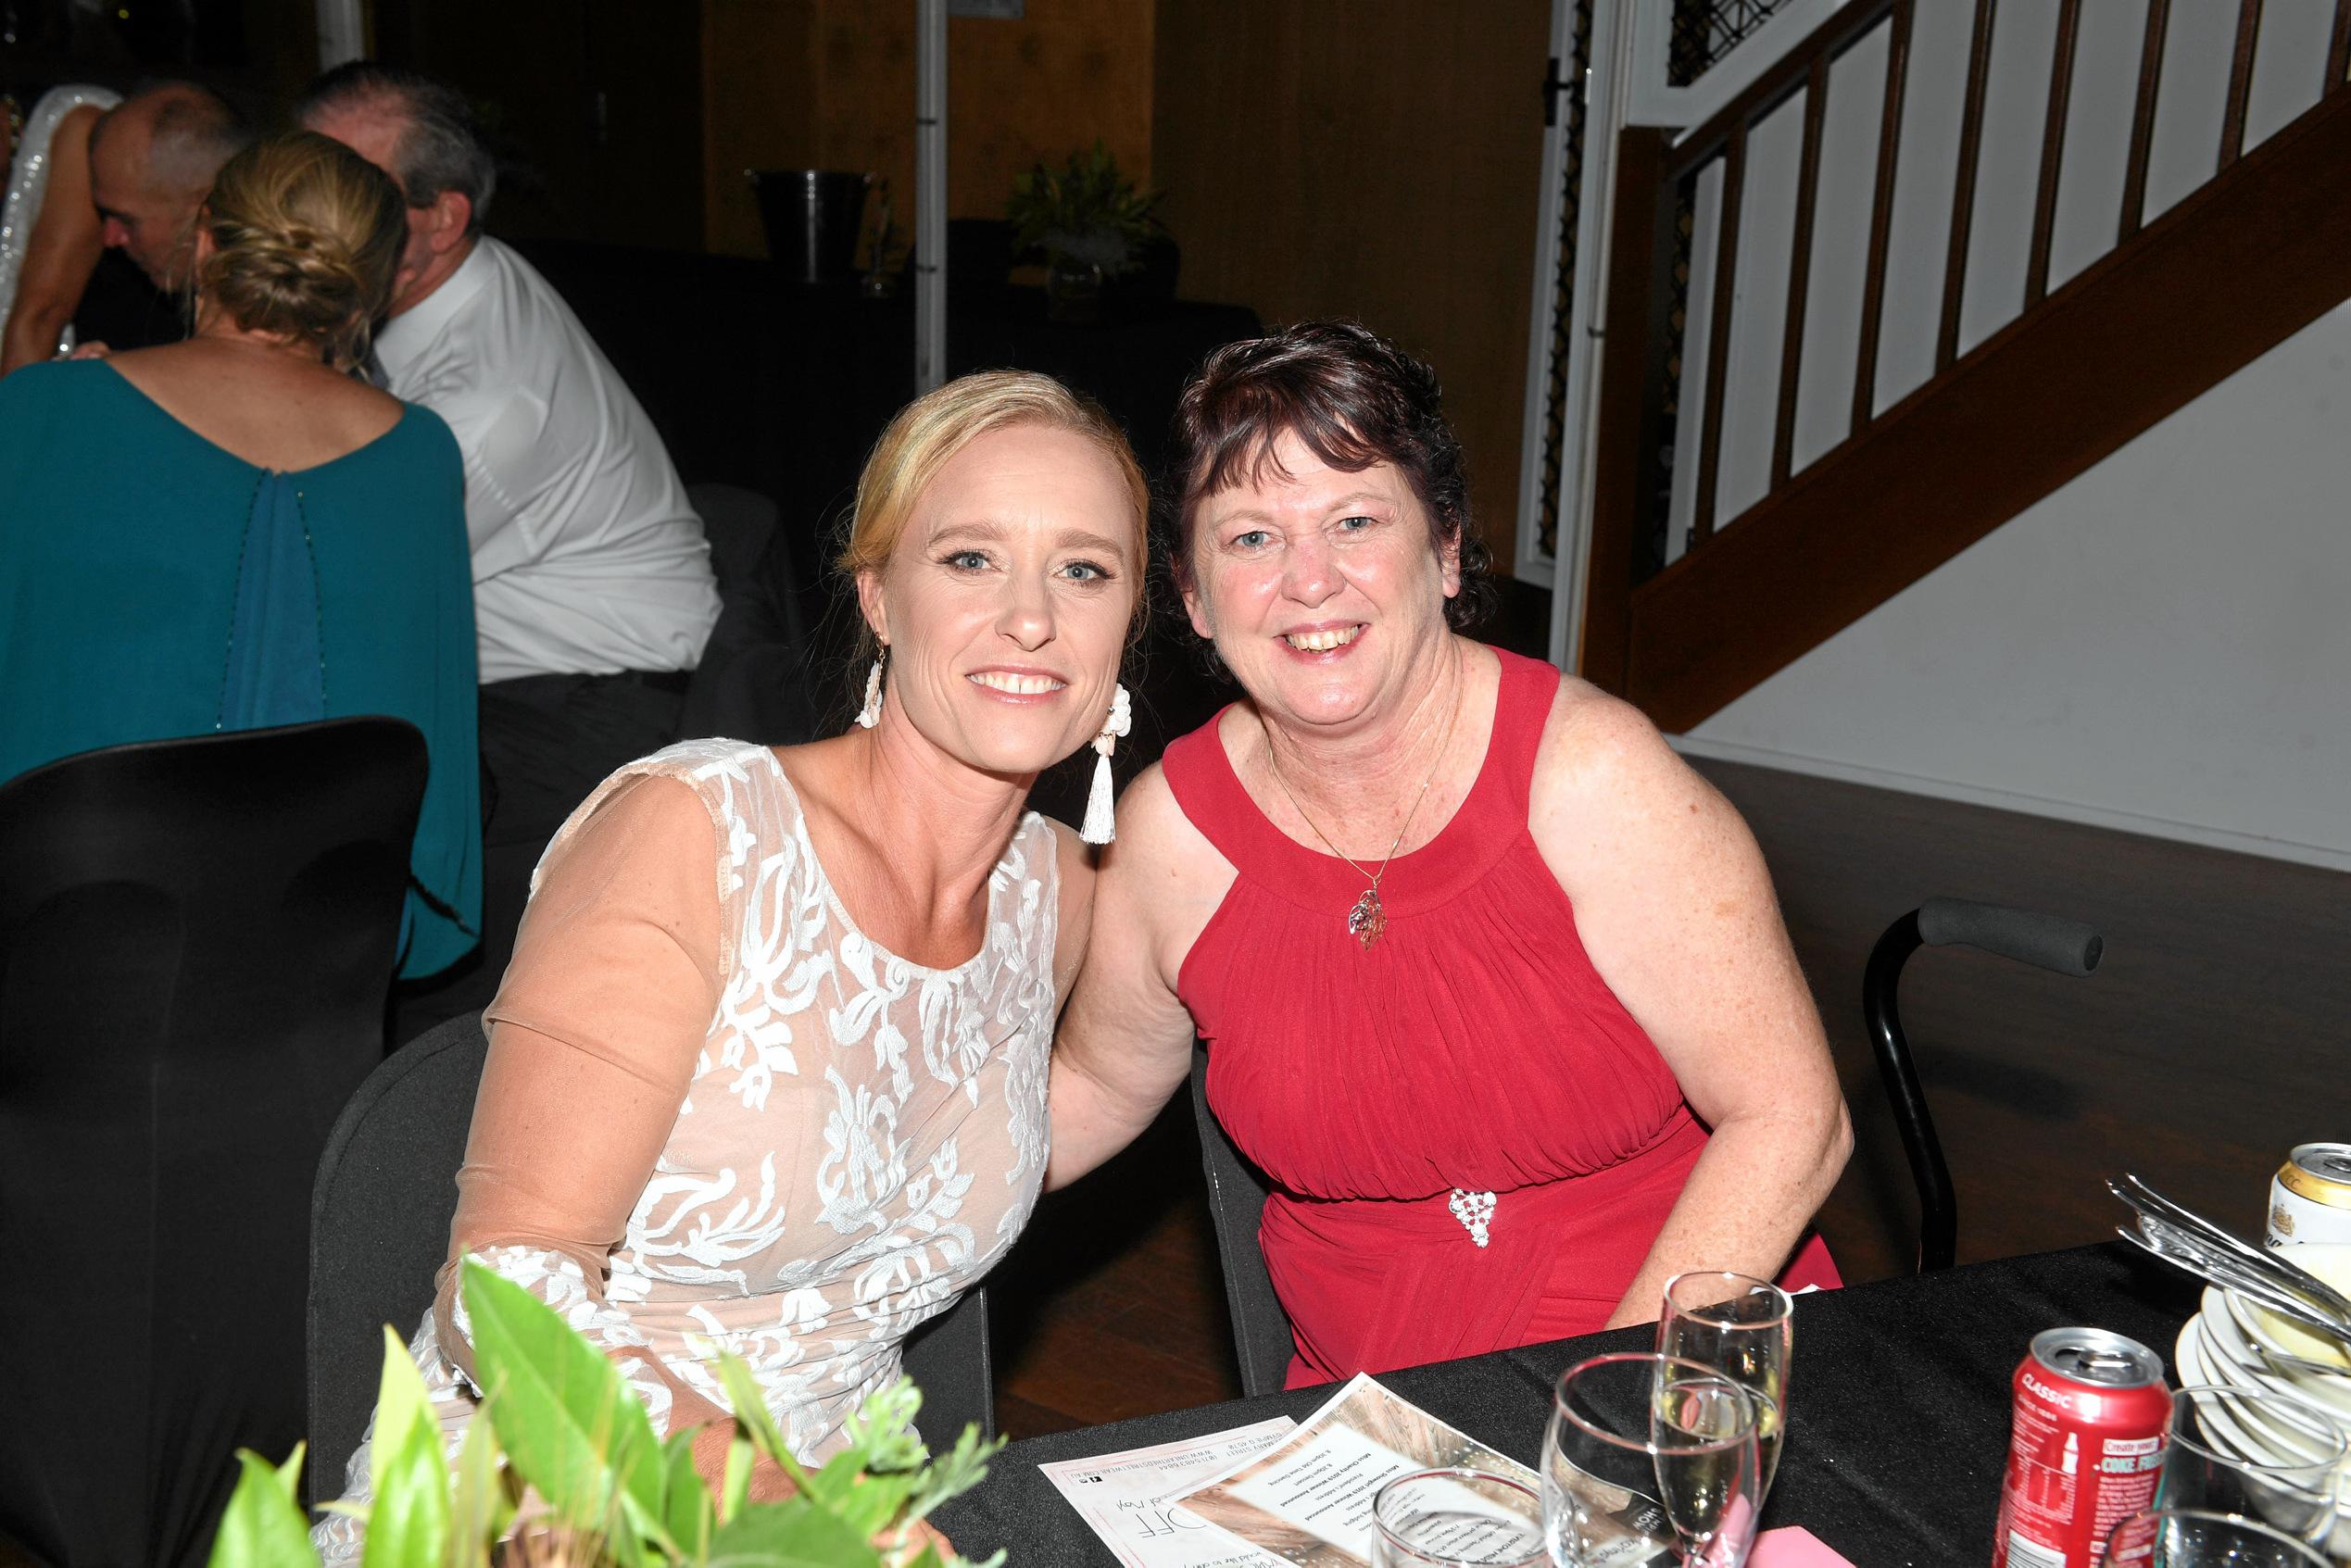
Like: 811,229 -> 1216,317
1917,897 -> 2103,977
1865,901 -> 2104,1273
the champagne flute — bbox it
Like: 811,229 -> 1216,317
1370,1468 -> 1548,1568
1658,1271 -> 1794,1502
2103,1508 -> 2331,1566
1541,1351 -> 1761,1568
2156,1386 -> 2346,1555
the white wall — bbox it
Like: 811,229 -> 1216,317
1678,300 -> 2351,872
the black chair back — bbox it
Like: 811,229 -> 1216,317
681,481 -> 821,746
309,1012 -> 993,1503
308,1011 -> 487,1503
1188,1047 -> 1295,1397
0,717 -> 427,1567
1865,897 -> 2103,1273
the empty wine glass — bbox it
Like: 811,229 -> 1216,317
2103,1508 -> 2331,1566
2157,1386 -> 2346,1554
1541,1351 -> 1761,1568
1658,1271 -> 1795,1502
1370,1468 -> 1548,1568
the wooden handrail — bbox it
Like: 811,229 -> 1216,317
1592,73 -> 2351,727
1850,0 -> 1914,434
2025,0 -> 2085,308
1773,55 -> 1831,491
2118,0 -> 2171,245
1688,119 -> 1747,548
2217,0 -> 2265,171
1580,0 -> 2351,723
1936,0 -> 1997,375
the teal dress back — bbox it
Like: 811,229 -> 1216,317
0,360 -> 483,978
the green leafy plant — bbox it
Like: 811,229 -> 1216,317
208,1260 -> 1005,1568
1005,141 -> 1160,279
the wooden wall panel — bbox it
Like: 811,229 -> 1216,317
1150,0 -> 1552,570
377,0 -> 705,251
702,0 -> 1154,263
703,0 -> 823,258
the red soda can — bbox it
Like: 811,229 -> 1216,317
1991,1327 -> 2170,1568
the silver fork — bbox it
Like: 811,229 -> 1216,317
2111,1172 -> 2351,1328
2118,1218 -> 2351,1353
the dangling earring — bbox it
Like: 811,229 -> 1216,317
856,644 -> 887,729
1080,684 -> 1132,846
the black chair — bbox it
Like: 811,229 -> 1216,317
681,481 -> 822,746
1866,897 -> 2104,1274
309,1011 -> 993,1504
0,718 -> 428,1568
1188,1047 -> 1294,1397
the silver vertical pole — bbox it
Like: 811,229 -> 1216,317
915,0 -> 949,394
315,0 -> 367,68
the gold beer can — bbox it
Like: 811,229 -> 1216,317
2267,1143 -> 2351,1248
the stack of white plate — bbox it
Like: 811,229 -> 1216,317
2173,1243 -> 2351,1557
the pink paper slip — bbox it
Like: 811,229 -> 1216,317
1750,1525 -> 1857,1567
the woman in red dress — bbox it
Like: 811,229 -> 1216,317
1048,321 -> 1848,1387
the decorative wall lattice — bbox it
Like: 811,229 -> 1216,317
1533,0 -> 1596,562
1649,0 -> 1792,566
1669,0 -> 1791,84
1532,0 -> 1791,566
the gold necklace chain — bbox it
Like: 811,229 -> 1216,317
1260,667 -> 1464,949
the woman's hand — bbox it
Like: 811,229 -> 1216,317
880,1515 -> 957,1565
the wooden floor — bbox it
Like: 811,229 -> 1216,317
987,745 -> 2351,1437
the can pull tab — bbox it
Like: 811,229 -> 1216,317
2077,1349 -> 2140,1382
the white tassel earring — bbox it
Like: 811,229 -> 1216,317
1080,684 -> 1132,846
856,645 -> 887,729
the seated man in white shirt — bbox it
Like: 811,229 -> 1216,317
297,62 -> 721,1026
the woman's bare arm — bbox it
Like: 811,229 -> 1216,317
1528,684 -> 1853,1327
1046,766 -> 1225,1189
2,105 -> 106,377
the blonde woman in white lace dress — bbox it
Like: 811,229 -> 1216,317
316,370 -> 1147,1558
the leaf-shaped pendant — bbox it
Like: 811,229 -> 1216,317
1346,888 -> 1386,949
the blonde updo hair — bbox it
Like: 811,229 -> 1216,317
838,370 -> 1150,657
196,131 -> 406,372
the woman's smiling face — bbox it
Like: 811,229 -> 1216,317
861,421 -> 1142,778
1183,430 -> 1461,737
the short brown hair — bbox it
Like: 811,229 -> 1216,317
1166,319 -> 1494,632
197,131 -> 405,372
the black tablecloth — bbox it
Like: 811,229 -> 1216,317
932,1243 -> 2201,1566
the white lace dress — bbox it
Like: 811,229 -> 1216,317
0,85 -> 118,358
314,740 -> 1056,1561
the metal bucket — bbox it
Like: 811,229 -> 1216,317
748,169 -> 871,284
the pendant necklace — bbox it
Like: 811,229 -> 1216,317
1261,667 -> 1463,952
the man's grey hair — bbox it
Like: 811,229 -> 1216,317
99,82 -> 250,196
295,62 -> 496,235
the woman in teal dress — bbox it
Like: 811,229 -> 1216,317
0,130 -> 481,977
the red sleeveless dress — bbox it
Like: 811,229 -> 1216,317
1163,647 -> 1839,1387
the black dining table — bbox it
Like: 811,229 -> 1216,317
932,1243 -> 2204,1565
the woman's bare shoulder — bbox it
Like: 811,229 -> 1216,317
1528,673 -> 1728,848
111,343 -> 405,442
1534,673 -> 1681,784
1102,760 -> 1226,876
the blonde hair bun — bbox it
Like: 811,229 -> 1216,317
198,131 -> 407,371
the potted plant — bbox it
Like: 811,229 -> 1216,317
207,1260 -> 1003,1567
1005,141 -> 1161,324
